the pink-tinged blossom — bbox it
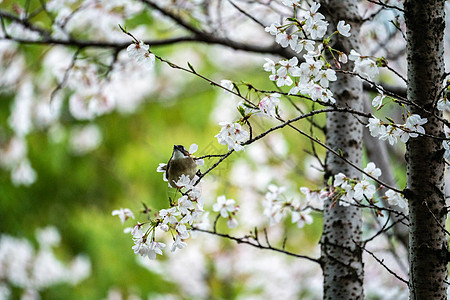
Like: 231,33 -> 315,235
137,52 -> 155,69
320,88 -> 336,104
300,187 -> 319,204
215,122 -> 249,151
258,93 -> 281,117
263,185 -> 287,225
112,208 -> 135,224
300,56 -> 323,77
175,223 -> 190,239
263,202 -> 286,225
276,74 -> 293,87
266,184 -> 286,201
127,41 -> 155,69
127,41 -> 148,58
338,52 -> 348,64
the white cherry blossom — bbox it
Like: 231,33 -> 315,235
337,20 -> 351,37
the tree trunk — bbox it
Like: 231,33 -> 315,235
320,1 -> 364,299
404,0 -> 447,299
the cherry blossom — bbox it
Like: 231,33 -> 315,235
215,122 -> 249,151
385,190 -> 407,209
258,93 -> 281,117
363,162 -> 382,180
348,49 -> 379,81
213,195 -> 238,218
353,179 -> 376,201
159,207 -> 180,225
337,20 -> 351,37
372,94 -> 385,110
291,208 -> 313,228
171,235 -> 187,252
112,208 -> 135,224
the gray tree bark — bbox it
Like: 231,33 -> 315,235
320,1 -> 364,299
404,0 -> 447,299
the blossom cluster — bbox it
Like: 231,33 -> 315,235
348,49 -> 379,81
262,2 -> 356,105
333,162 -> 407,209
367,114 -> 427,145
261,1 -> 381,108
212,195 -> 240,228
127,41 -> 156,69
262,185 -> 315,228
134,175 -> 205,259
215,122 -> 250,152
114,189 -> 240,260
258,93 -> 281,118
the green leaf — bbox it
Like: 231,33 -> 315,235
187,62 -> 196,73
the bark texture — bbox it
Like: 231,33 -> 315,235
404,0 -> 447,299
320,1 -> 364,299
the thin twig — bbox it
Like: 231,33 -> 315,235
193,227 -> 320,263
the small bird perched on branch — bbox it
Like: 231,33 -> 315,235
166,145 -> 197,188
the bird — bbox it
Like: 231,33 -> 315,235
166,145 -> 197,188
